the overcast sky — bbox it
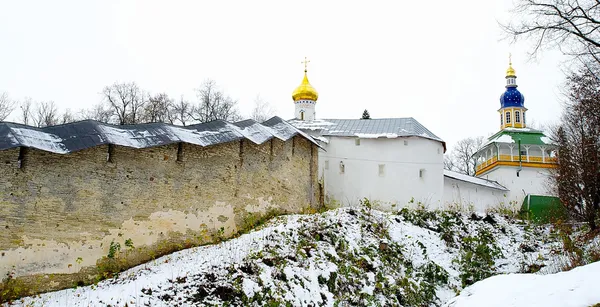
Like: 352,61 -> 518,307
0,0 -> 566,150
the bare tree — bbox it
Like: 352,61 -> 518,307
170,95 -> 192,126
60,108 -> 78,124
250,95 -> 276,122
551,65 -> 600,229
32,101 -> 60,127
444,155 -> 457,172
0,92 -> 15,121
502,0 -> 600,65
191,79 -> 240,123
81,103 -> 112,123
144,93 -> 172,123
17,97 -> 33,125
444,136 -> 486,176
102,82 -> 145,125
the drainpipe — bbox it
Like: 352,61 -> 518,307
517,138 -> 522,177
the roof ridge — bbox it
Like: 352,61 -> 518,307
0,116 -> 322,154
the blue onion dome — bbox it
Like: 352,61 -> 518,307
500,87 -> 525,108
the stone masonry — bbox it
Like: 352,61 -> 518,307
0,135 -> 318,296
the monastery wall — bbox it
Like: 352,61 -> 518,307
0,136 -> 318,297
319,136 -> 445,209
483,166 -> 553,206
443,177 -> 507,212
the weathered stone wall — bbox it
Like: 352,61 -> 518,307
0,136 -> 318,296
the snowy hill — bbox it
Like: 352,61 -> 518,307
4,207 -> 575,306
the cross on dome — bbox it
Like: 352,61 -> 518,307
301,57 -> 310,73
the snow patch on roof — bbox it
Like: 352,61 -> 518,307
287,119 -> 336,130
354,133 -> 399,139
540,136 -> 553,145
502,127 -> 540,132
444,170 -> 508,191
494,135 -> 515,143
9,127 -> 68,154
313,136 -> 329,143
0,116 -> 320,154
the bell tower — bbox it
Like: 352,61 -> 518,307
292,57 -> 319,121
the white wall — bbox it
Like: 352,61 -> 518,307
318,136 -> 444,209
443,177 -> 508,212
481,166 -> 553,206
294,101 -> 316,121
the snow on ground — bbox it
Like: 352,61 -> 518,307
3,207 -> 569,306
444,261 -> 600,307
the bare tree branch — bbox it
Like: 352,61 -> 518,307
551,64 -> 600,229
32,101 -> 59,127
102,82 -> 145,125
171,96 -> 192,126
144,93 -> 173,123
444,136 -> 485,176
0,92 -> 15,121
191,80 -> 241,123
17,97 -> 33,125
502,0 -> 600,64
250,95 -> 276,122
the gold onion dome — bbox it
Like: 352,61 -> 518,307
292,71 -> 319,102
506,58 -> 516,77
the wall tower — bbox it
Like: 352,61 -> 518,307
292,57 -> 319,121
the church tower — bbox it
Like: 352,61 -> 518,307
499,56 -> 527,129
292,57 -> 319,121
472,56 -> 557,205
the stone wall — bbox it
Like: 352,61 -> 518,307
0,136 -> 318,297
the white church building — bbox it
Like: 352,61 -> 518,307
289,59 -> 556,211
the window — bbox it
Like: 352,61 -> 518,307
419,168 -> 425,178
500,113 -> 503,125
324,160 -> 329,170
523,112 -> 526,125
404,140 -> 408,146
506,111 -> 511,124
300,111 -> 304,120
515,111 -> 521,123
378,164 -> 385,177
355,138 -> 361,146
339,161 -> 345,174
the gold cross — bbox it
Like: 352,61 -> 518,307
509,53 -> 512,65
301,57 -> 310,72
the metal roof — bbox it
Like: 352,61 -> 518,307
443,170 -> 508,191
0,116 -> 320,154
289,117 -> 445,150
479,128 -> 554,152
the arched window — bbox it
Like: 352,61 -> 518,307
515,111 -> 521,123
506,111 -> 511,124
523,112 -> 526,124
500,113 -> 503,125
300,110 -> 305,120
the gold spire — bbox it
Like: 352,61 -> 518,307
506,53 -> 516,77
292,57 -> 319,102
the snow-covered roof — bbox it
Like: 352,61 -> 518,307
289,117 -> 445,150
481,128 -> 554,149
0,117 -> 320,154
443,170 -> 508,191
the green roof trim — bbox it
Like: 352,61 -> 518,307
483,128 -> 553,148
520,195 -> 567,223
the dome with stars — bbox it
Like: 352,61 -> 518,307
499,58 -> 524,108
500,87 -> 525,108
